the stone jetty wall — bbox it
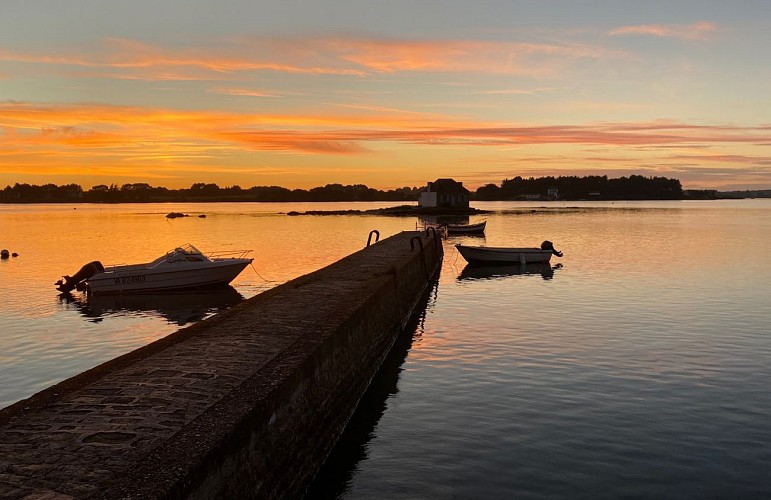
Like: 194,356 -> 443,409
0,230 -> 443,499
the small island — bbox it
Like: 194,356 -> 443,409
287,179 -> 488,216
286,205 -> 489,216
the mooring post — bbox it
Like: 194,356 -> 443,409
425,226 -> 440,250
367,229 -> 380,247
410,235 -> 430,279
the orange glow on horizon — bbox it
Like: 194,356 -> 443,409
2,101 -> 771,190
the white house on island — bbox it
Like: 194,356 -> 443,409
418,178 -> 470,208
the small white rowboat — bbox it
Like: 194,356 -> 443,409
446,221 -> 486,234
455,241 -> 563,265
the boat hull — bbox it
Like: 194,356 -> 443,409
86,260 -> 251,294
446,221 -> 486,234
455,244 -> 553,264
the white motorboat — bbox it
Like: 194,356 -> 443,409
56,244 -> 253,294
455,241 -> 563,265
446,221 -> 486,234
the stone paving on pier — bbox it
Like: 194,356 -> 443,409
0,231 -> 442,499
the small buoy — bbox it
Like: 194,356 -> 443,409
0,249 -> 9,259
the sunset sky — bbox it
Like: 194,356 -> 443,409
2,0 -> 770,190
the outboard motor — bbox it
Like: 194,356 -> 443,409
540,240 -> 563,257
55,261 -> 105,293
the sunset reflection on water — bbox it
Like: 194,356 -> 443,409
3,200 -> 771,497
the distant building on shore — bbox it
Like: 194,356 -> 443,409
418,178 -> 470,208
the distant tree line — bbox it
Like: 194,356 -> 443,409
0,182 -> 422,203
0,175 -> 695,203
682,189 -> 720,200
475,175 -> 683,200
708,189 -> 771,199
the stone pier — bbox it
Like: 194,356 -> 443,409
0,230 -> 443,499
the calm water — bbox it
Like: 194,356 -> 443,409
2,200 -> 771,498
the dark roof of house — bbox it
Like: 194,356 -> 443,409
429,178 -> 469,194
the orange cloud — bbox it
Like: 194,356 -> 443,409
608,21 -> 716,40
2,101 -> 771,189
323,37 -> 612,76
0,35 -> 615,82
2,102 -> 771,156
0,41 -> 367,82
344,122 -> 771,147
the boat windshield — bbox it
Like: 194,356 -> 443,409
165,244 -> 208,262
176,244 -> 203,256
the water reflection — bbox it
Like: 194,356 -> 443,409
458,262 -> 562,281
419,214 -> 471,226
59,286 -> 245,325
446,231 -> 486,240
304,278 -> 439,499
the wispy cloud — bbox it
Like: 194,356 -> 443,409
350,122 -> 771,147
207,87 -> 283,98
667,153 -> 771,165
608,21 -> 716,40
323,37 -> 610,75
2,102 -> 771,155
473,87 -> 551,95
0,35 -> 616,82
653,164 -> 771,188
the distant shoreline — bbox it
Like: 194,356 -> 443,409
4,178 -> 770,204
0,197 -> 767,206
285,205 -> 490,216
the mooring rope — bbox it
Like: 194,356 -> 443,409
250,262 -> 278,283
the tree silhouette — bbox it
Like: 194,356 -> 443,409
0,176 -> 690,204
